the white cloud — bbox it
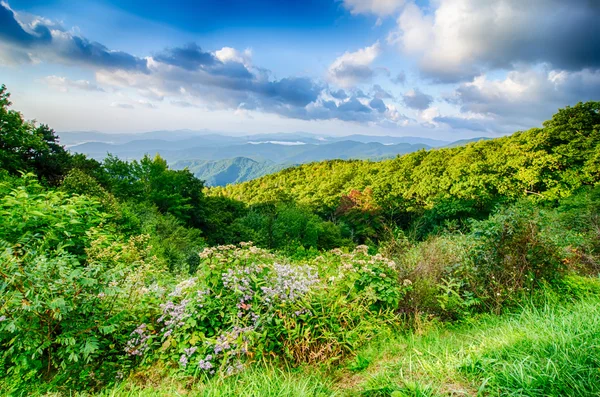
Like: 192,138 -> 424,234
137,100 -> 157,109
446,67 -> 600,130
214,47 -> 252,68
389,0 -> 600,82
42,75 -> 104,92
171,100 -> 199,108
110,102 -> 134,109
342,0 -> 406,17
402,88 -> 433,110
328,42 -> 381,88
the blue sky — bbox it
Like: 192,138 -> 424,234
0,0 -> 599,139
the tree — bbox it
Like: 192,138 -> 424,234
103,154 -> 205,227
0,85 -> 71,184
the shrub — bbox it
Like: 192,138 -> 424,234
123,243 -> 408,377
0,175 -> 169,392
0,173 -> 110,259
464,202 -> 565,312
396,235 -> 472,318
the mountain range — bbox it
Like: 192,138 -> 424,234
59,130 -> 486,186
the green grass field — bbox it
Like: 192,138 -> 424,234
87,278 -> 600,397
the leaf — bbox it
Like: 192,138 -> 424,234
160,338 -> 171,352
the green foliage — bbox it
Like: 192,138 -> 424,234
214,102 -> 600,242
118,243 -> 407,379
0,173 -> 110,259
103,154 -> 205,227
235,203 -> 352,251
0,85 -> 71,185
0,175 -> 168,392
465,202 -> 565,312
1,85 -> 600,395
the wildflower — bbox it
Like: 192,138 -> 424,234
261,263 -> 319,303
0,316 -> 6,322
159,299 -> 190,336
125,324 -> 150,356
169,278 -> 197,297
184,346 -> 197,357
179,354 -> 188,368
198,358 -> 213,370
354,245 -> 369,255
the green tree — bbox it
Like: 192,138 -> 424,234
0,85 -> 71,184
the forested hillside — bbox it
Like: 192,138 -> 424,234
171,157 -> 290,186
1,83 -> 600,396
216,104 -> 599,211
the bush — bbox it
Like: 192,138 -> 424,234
0,175 -> 168,392
120,243 -> 409,377
0,173 -> 110,259
395,235 -> 472,319
464,202 -> 565,312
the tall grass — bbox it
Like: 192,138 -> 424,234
340,278 -> 600,397
94,366 -> 337,397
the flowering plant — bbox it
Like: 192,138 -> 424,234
126,243 -> 410,374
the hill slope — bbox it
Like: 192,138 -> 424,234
171,157 -> 290,186
212,103 -> 600,214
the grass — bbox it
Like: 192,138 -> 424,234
93,366 -> 337,397
73,277 -> 600,397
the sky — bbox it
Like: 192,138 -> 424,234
0,0 -> 599,139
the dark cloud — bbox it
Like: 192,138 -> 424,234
0,2 -> 148,72
393,0 -> 600,83
0,3 -> 410,127
63,36 -> 148,72
402,88 -> 433,110
261,77 -> 322,107
155,43 -> 216,70
338,97 -> 371,113
0,3 -> 51,46
330,89 -> 348,100
445,67 -> 600,131
274,98 -> 377,123
369,98 -> 387,113
372,84 -> 393,99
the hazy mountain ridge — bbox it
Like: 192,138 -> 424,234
171,157 -> 290,187
62,130 -> 490,185
59,130 -> 450,148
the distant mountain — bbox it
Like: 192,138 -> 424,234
70,139 -> 432,164
323,135 -> 448,147
63,130 -> 485,185
58,129 -> 219,147
58,130 -> 451,148
283,141 -> 430,163
444,137 -> 491,148
172,157 -> 289,186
